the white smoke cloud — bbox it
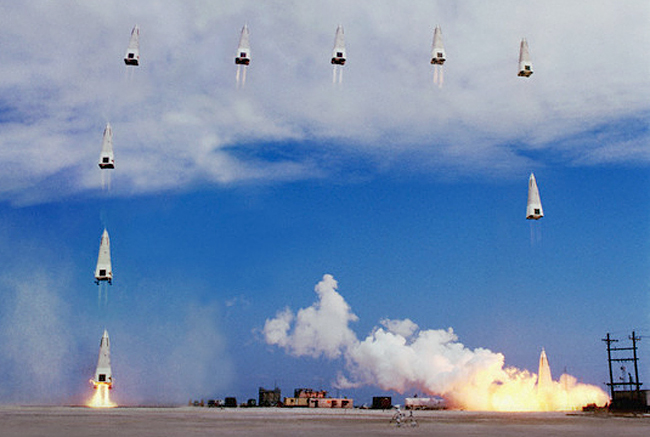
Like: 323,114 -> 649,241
264,274 -> 358,359
380,318 -> 418,338
0,268 -> 76,403
264,274 -> 609,410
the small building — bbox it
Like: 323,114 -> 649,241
283,387 -> 352,408
610,389 -> 650,412
224,397 -> 237,408
308,398 -> 353,409
259,387 -> 281,407
372,396 -> 392,410
295,388 -> 327,398
283,397 -> 309,407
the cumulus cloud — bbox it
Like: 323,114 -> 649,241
0,1 -> 648,204
265,274 -> 609,411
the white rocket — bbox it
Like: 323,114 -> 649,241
526,173 -> 544,220
518,38 -> 533,77
98,123 -> 114,169
95,229 -> 112,284
124,25 -> 140,66
537,348 -> 552,391
430,26 -> 446,65
92,330 -> 113,389
331,25 -> 346,65
235,24 -> 251,65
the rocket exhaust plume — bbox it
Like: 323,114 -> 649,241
264,275 -> 610,411
88,330 -> 117,408
236,65 -> 248,89
332,66 -> 343,85
432,66 -> 444,88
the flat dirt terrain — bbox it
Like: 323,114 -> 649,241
0,406 -> 649,437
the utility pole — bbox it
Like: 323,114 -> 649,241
603,331 -> 644,411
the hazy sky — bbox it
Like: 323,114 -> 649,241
0,1 -> 648,405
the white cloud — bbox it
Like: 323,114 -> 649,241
0,1 -> 648,204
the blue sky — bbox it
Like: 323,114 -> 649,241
0,1 -> 648,406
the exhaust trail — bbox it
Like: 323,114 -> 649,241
332,66 -> 343,85
529,221 -> 542,246
264,274 -> 609,411
433,66 -> 444,88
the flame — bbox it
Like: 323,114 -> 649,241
88,381 -> 117,408
443,367 -> 610,411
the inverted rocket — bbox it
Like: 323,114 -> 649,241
235,24 -> 251,65
518,38 -> 533,77
331,25 -> 346,65
430,26 -> 446,65
124,25 -> 140,66
526,173 -> 543,220
92,330 -> 113,388
95,229 -> 112,284
98,123 -> 114,169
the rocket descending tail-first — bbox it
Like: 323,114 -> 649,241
124,25 -> 140,66
235,24 -> 251,65
526,173 -> 544,220
98,123 -> 114,169
518,38 -> 533,77
331,25 -> 346,65
95,229 -> 112,284
92,330 -> 113,389
430,26 -> 446,65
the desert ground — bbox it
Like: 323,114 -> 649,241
1,406 -> 649,437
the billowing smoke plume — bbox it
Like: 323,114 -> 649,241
264,274 -> 358,359
264,275 -> 609,411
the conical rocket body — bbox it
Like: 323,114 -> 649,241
124,25 -> 140,66
93,330 -> 113,388
537,348 -> 552,392
526,173 -> 543,220
430,26 -> 446,65
518,38 -> 533,77
235,24 -> 251,65
331,25 -> 346,65
98,123 -> 114,169
95,229 -> 112,284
